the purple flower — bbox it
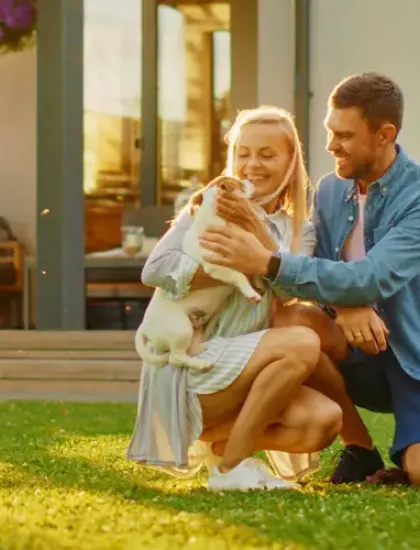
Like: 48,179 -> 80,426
0,0 -> 13,22
0,1 -> 35,30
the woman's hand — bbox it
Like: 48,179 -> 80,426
215,191 -> 278,252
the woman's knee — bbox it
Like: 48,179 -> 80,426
258,327 -> 321,382
274,304 -> 348,362
272,326 -> 321,371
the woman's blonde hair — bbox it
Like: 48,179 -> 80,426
224,105 -> 310,253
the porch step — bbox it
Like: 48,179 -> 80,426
0,331 -> 141,402
0,330 -> 136,350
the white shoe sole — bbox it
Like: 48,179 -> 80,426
208,482 -> 301,492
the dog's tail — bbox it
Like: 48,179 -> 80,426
134,327 -> 169,367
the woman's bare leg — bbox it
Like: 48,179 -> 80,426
201,385 -> 343,455
272,304 -> 373,448
199,326 -> 321,471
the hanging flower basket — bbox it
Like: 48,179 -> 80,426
0,0 -> 36,53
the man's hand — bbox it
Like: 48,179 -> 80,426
199,224 -> 272,276
333,306 -> 389,354
215,192 -> 278,252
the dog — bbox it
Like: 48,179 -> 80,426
135,175 -> 262,371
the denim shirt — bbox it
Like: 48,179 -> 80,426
272,146 -> 420,380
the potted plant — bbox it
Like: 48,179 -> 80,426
0,0 -> 36,53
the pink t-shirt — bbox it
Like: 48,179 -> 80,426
342,193 -> 367,261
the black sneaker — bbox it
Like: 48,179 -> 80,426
330,445 -> 385,484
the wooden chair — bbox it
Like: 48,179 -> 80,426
0,241 -> 23,327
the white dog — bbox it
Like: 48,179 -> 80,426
135,176 -> 262,371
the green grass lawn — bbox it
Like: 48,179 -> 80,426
0,402 -> 419,550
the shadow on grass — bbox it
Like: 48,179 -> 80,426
0,401 -> 415,549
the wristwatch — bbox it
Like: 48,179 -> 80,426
264,252 -> 281,282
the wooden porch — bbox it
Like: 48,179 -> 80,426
0,331 -> 140,402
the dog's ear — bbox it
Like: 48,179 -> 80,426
188,189 -> 204,215
188,177 -> 221,215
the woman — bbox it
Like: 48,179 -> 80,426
127,106 -> 344,491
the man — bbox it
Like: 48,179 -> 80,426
199,72 -> 420,486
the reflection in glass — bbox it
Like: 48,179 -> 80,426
211,29 -> 231,178
83,0 -> 231,224
157,2 -> 231,204
83,0 -> 142,205
83,0 -> 142,252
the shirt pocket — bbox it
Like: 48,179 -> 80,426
373,223 -> 396,243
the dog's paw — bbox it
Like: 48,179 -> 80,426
246,293 -> 262,304
186,360 -> 213,372
196,363 -> 213,372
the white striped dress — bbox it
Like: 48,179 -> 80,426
127,208 -> 320,480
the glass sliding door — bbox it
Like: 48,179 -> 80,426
157,1 -> 231,205
83,0 -> 142,251
211,29 -> 231,178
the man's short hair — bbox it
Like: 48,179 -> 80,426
329,72 -> 404,136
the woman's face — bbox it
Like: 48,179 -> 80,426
233,122 -> 293,203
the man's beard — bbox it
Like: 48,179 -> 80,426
336,158 -> 374,181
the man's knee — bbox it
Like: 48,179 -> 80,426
273,303 -> 325,331
403,444 -> 420,486
405,463 -> 420,486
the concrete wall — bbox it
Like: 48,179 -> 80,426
231,0 -> 295,114
258,0 -> 294,113
0,49 -> 36,253
309,0 -> 420,183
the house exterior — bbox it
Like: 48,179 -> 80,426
1,0 -> 419,329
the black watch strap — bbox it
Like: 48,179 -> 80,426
265,253 -> 281,282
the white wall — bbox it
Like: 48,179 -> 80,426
309,0 -> 420,183
0,49 -> 36,253
258,0 -> 294,112
231,0 -> 295,114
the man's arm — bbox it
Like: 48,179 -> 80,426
269,202 -> 420,306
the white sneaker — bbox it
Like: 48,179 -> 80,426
208,457 -> 301,492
